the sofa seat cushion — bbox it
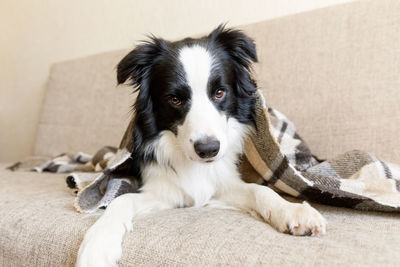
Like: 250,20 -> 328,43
1,163 -> 400,266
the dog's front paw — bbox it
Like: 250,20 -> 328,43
270,201 -> 326,236
76,225 -> 123,267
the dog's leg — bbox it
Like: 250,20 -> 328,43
217,182 -> 326,236
76,193 -> 172,267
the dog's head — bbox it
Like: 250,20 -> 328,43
117,25 -> 257,163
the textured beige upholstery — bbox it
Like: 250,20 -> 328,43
34,50 -> 134,156
1,162 -> 400,267
2,0 -> 400,266
242,0 -> 400,163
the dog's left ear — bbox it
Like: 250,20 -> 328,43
210,24 -> 258,70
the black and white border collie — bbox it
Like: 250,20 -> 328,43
77,25 -> 326,267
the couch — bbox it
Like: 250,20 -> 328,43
1,0 -> 400,266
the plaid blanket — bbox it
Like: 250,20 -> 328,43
9,90 -> 400,213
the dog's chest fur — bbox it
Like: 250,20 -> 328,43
140,129 -> 246,208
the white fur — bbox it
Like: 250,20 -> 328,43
76,46 -> 326,267
177,45 -> 229,162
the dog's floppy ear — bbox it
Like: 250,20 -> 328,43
117,37 -> 167,88
210,24 -> 258,70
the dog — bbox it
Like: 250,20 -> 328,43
76,25 -> 326,267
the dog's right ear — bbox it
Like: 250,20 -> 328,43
117,37 -> 167,89
209,24 -> 257,71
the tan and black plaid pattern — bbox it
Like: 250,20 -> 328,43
9,90 -> 400,213
245,91 -> 400,212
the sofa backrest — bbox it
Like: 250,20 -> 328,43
34,50 -> 135,156
244,0 -> 400,162
35,0 -> 400,163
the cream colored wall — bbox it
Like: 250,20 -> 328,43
0,0 -> 354,161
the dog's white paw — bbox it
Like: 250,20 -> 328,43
270,201 -> 326,236
76,223 -> 124,267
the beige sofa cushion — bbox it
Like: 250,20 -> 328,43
1,163 -> 400,267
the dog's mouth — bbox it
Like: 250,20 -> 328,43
188,154 -> 218,163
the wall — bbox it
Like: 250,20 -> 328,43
0,0 -> 354,161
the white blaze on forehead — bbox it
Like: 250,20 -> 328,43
177,44 -> 227,162
178,45 -> 213,94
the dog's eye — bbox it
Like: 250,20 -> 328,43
214,88 -> 226,100
168,96 -> 183,106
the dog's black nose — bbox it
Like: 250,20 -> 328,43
194,138 -> 220,159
